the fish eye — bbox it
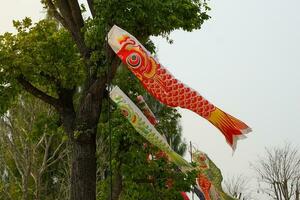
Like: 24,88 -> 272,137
131,54 -> 137,60
126,52 -> 141,68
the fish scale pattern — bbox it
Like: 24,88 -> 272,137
143,65 -> 216,119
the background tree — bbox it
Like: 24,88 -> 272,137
252,143 -> 300,200
223,174 -> 252,200
155,106 -> 187,156
0,95 -> 69,200
0,1 -> 210,199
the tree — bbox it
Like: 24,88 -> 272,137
223,174 -> 252,200
155,107 -> 187,156
0,1 -> 210,199
0,95 -> 69,200
252,143 -> 300,200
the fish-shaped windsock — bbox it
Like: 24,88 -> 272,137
192,149 -> 236,200
108,25 -> 252,150
110,86 -> 193,172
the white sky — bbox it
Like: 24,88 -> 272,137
1,1 -> 299,199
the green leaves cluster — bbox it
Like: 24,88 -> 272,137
85,0 -> 210,64
93,0 -> 210,36
0,18 -> 85,114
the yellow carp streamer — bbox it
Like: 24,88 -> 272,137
110,86 -> 193,172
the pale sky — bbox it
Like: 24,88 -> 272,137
1,1 -> 300,199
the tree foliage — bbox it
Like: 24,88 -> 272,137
0,18 -> 84,114
0,95 -> 69,200
0,0 -> 211,199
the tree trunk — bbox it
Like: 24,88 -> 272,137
109,163 -> 123,200
70,129 -> 97,200
58,75 -> 107,200
22,175 -> 29,200
22,147 -> 31,200
296,180 -> 299,200
35,176 -> 41,200
61,105 -> 97,200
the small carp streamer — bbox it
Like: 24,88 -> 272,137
136,95 -> 158,125
137,95 -> 190,200
109,86 -> 193,172
108,25 -> 252,150
111,87 -> 235,199
136,96 -> 191,200
193,149 -> 236,200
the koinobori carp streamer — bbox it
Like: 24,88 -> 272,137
192,149 -> 237,200
109,86 -> 193,172
107,25 -> 251,150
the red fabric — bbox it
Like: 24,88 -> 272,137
115,33 -> 251,149
180,192 -> 190,200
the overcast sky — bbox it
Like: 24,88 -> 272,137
1,1 -> 300,199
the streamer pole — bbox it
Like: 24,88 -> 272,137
190,141 -> 194,200
105,25 -> 113,200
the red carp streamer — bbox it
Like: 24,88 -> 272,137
108,25 -> 251,150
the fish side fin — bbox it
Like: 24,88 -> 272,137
207,108 -> 252,151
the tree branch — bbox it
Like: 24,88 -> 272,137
17,75 -> 60,109
76,53 -> 120,128
47,139 -> 65,164
45,0 -> 68,28
67,0 -> 85,29
45,0 -> 90,59
89,54 -> 119,95
56,0 -> 90,59
40,71 -> 60,87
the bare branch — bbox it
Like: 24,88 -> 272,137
39,135 -> 52,175
35,131 -> 47,150
224,174 -> 252,200
47,139 -> 66,164
253,143 -> 300,200
47,148 -> 68,168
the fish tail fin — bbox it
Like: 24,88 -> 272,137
208,108 -> 252,150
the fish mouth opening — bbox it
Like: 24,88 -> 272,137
107,25 -> 123,53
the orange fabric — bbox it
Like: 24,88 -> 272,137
197,174 -> 212,200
